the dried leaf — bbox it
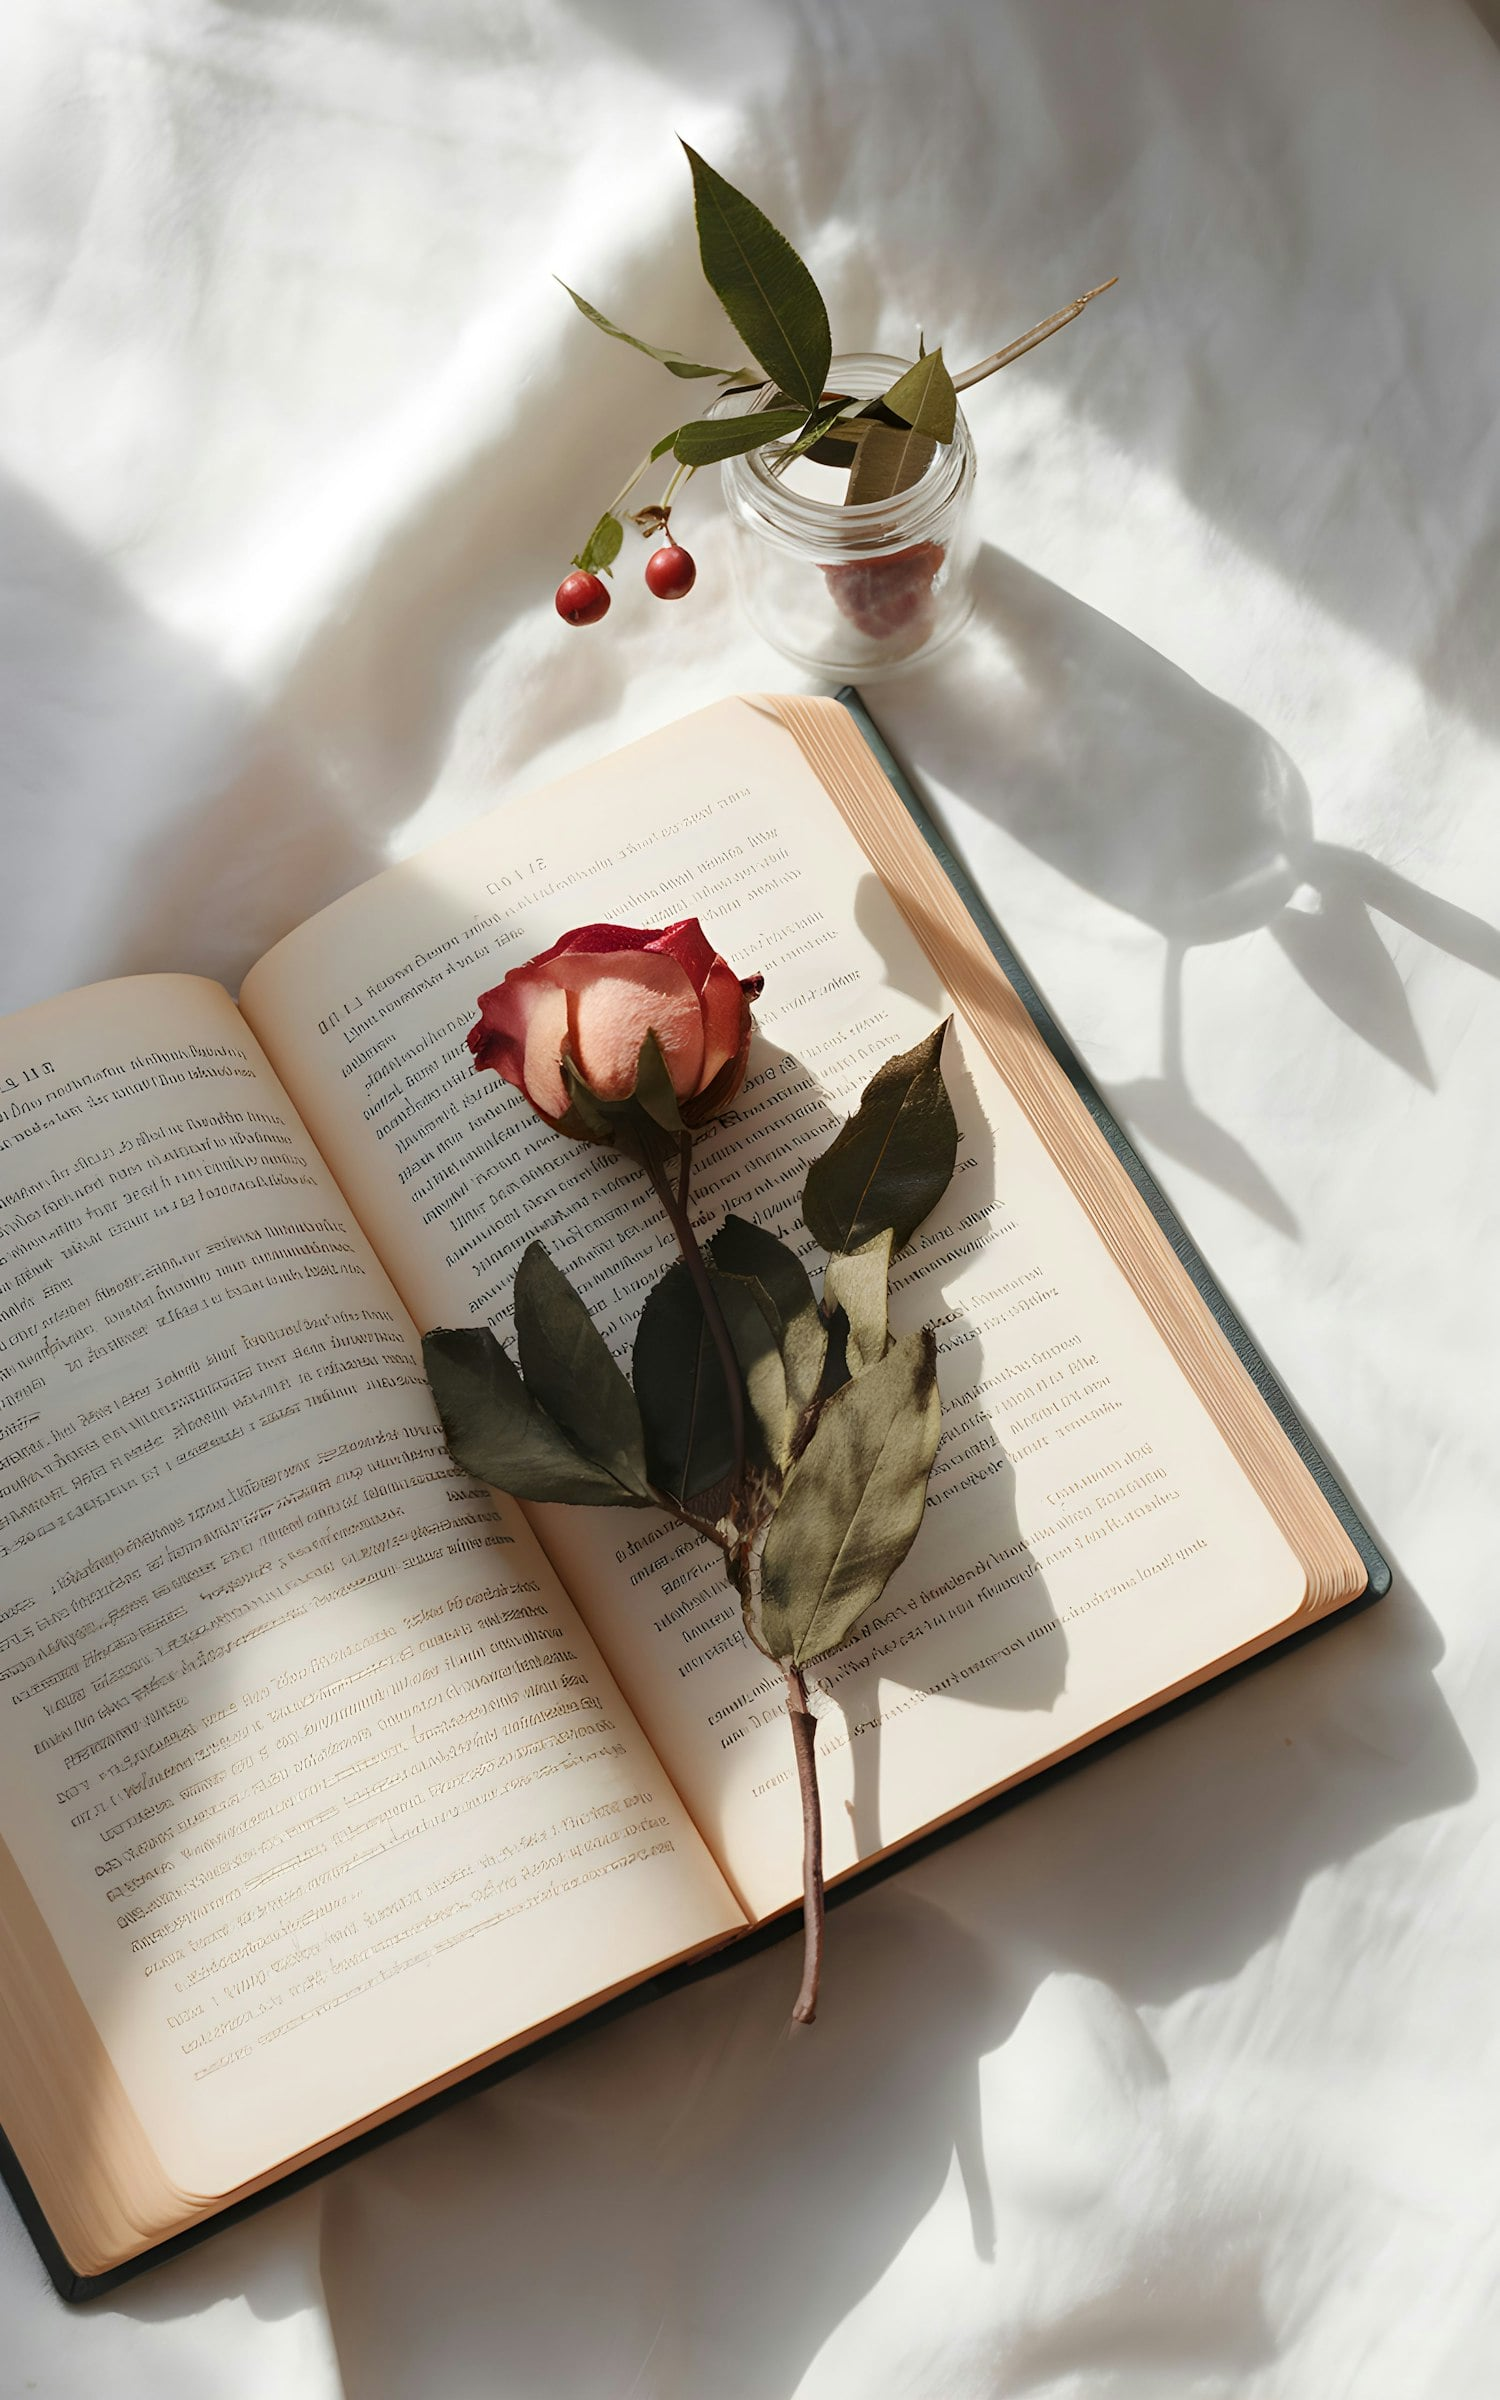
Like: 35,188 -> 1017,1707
759,1329 -> 942,1663
513,1244 -> 653,1499
710,1215 -> 826,1423
422,1326 -> 651,1507
823,1228 -> 893,1374
633,1260 -> 737,1507
717,1270 -> 791,1470
879,347 -> 957,443
682,144 -> 831,411
802,1022 -> 958,1256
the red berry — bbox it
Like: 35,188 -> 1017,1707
645,544 -> 697,601
555,570 -> 610,626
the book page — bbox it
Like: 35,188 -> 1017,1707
242,700 -> 1311,1920
0,976 -> 738,2207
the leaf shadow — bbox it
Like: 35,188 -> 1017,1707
866,544 -> 1500,1233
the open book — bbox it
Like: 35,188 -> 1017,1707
0,693 -> 1382,2294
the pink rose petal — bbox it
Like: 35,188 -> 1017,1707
518,975 -> 571,1120
548,951 -> 704,1098
697,956 -> 746,1090
647,919 -> 717,992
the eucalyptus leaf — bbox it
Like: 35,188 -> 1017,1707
802,1022 -> 959,1256
879,347 -> 958,443
710,1215 -> 826,1422
513,1244 -> 653,1499
422,1326 -> 651,1507
633,1260 -> 737,1506
557,280 -> 741,379
845,420 -> 937,505
823,1228 -> 893,1374
672,407 -> 805,465
682,144 -> 832,410
759,1328 -> 942,1664
572,511 -> 624,575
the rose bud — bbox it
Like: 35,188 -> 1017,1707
469,919 -> 763,1138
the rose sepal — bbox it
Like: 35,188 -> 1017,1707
560,1032 -> 685,1159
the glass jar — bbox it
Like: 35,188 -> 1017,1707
719,352 -> 977,680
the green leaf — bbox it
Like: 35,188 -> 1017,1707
682,143 -> 832,410
709,1215 -> 826,1422
802,1022 -> 959,1255
759,1328 -> 941,1664
716,1271 -> 790,1469
557,280 -> 741,379
671,407 -> 805,465
650,429 -> 681,463
631,1030 -> 686,1134
823,1228 -> 893,1374
879,346 -> 957,443
633,1260 -> 737,1507
572,511 -> 624,575
422,1326 -> 651,1507
776,397 -> 864,467
513,1244 -> 653,1500
560,1032 -> 683,1152
845,420 -> 937,505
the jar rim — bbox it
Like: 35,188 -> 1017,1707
721,353 -> 974,552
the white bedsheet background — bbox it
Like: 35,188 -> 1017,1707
2,2 -> 1498,2391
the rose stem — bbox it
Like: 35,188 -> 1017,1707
786,1665 -> 824,2024
641,1137 -> 747,1506
952,278 -> 1117,393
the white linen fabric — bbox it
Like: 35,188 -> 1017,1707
3,2 -> 1498,2390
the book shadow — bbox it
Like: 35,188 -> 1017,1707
97,1554 -> 1464,2399
869,543 -> 1500,1238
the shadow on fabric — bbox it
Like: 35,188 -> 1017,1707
878,544 -> 1500,1241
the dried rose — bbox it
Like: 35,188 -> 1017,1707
469,919 -> 762,1134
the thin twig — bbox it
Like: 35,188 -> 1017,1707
952,278 -> 1117,392
786,1665 -> 824,2024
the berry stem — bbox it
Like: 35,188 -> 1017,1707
606,446 -> 666,519
659,459 -> 692,515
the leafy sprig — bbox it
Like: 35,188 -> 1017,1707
555,142 -> 1115,592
